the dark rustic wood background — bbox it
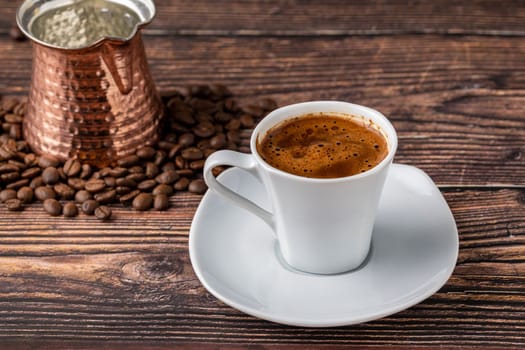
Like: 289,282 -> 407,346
0,1 -> 524,349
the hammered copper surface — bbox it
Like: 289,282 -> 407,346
23,30 -> 162,167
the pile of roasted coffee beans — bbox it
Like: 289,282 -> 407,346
0,85 -> 277,219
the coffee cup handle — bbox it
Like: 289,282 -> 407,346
203,150 -> 275,232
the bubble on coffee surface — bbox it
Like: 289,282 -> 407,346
29,0 -> 141,49
257,113 -> 388,178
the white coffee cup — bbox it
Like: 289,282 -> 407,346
203,101 -> 398,274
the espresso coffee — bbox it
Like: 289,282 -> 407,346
257,113 -> 388,178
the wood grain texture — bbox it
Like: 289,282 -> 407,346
0,190 -> 522,347
3,0 -> 525,36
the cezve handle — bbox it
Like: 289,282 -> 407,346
101,41 -> 133,95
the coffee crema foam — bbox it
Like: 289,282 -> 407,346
256,113 -> 388,178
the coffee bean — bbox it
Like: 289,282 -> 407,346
212,166 -> 225,177
214,111 -> 232,123
1,171 -> 19,182
67,178 -> 85,191
155,170 -> 179,184
227,130 -> 241,143
189,160 -> 205,171
258,97 -> 278,111
187,85 -> 211,98
38,155 -> 60,168
158,141 -> 176,151
63,202 -> 78,217
115,186 -> 132,195
173,109 -> 196,125
35,186 -> 56,200
203,148 -> 216,158
0,163 -> 19,173
174,177 -> 190,191
104,177 -> 116,188
153,150 -> 167,166
9,124 -> 22,140
29,176 -> 44,189
79,164 -> 92,179
169,121 -> 190,133
154,194 -> 169,211
197,139 -> 211,150
0,189 -> 17,202
21,167 -> 40,179
161,162 -> 176,172
4,114 -> 23,124
128,165 -> 144,174
210,84 -> 232,98
178,133 -> 195,147
75,190 -> 92,203
62,159 -> 81,177
168,144 -> 183,159
225,119 -> 241,131
43,198 -> 62,216
193,121 -> 216,138
154,150 -> 167,166
6,179 -> 29,189
136,146 -> 156,159
15,102 -> 27,116
153,184 -> 174,196
176,169 -> 194,177
174,156 -> 187,169
116,177 -> 137,188
42,167 -> 60,185
58,167 -> 67,181
2,98 -> 18,112
137,179 -> 157,191
85,179 -> 106,193
192,99 -> 216,113
126,173 -> 146,183
227,142 -> 239,151
224,98 -> 238,112
5,198 -> 23,211
132,193 -> 153,211
244,104 -> 265,117
54,183 -> 75,199
99,167 -> 112,177
117,155 -> 140,167
120,190 -> 140,205
239,114 -> 255,128
164,133 -> 177,143
215,124 -> 224,133
24,153 -> 36,167
209,133 -> 227,149
17,186 -> 33,203
95,205 -> 112,220
188,179 -> 207,194
81,200 -> 99,215
145,162 -> 159,178
108,167 -> 128,178
0,147 -> 15,161
181,147 -> 203,161
94,189 -> 117,204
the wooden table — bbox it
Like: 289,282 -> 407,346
1,1 -> 524,348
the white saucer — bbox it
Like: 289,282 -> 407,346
189,164 -> 458,327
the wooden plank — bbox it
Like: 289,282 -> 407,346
0,189 -> 522,346
1,35 -> 524,185
3,0 -> 525,36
